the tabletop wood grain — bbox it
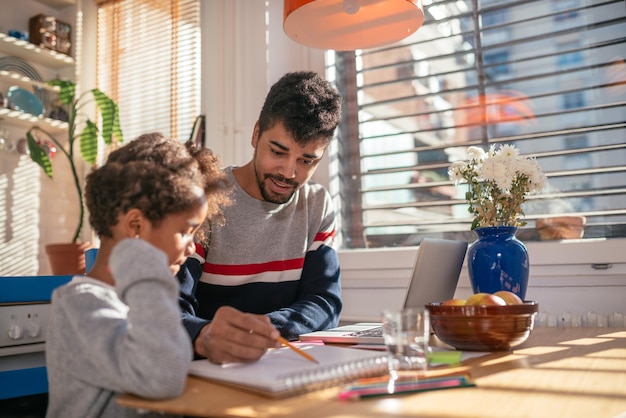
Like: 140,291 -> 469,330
117,327 -> 626,418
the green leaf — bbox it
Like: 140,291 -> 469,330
91,89 -> 123,145
80,120 -> 99,165
26,132 -> 53,178
48,79 -> 75,105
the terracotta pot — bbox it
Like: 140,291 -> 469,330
45,242 -> 92,275
536,216 -> 586,240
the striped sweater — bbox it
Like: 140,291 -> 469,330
179,166 -> 342,342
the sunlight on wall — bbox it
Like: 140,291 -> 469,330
0,154 -> 41,275
0,146 -> 82,276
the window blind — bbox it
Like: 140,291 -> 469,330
329,0 -> 626,249
96,0 -> 201,144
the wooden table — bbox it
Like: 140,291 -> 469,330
118,327 -> 626,418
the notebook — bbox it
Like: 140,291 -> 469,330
187,344 -> 388,398
299,238 -> 468,344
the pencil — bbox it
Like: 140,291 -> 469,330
277,337 -> 319,364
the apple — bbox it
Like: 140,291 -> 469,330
441,298 -> 466,306
493,290 -> 523,305
465,292 -> 507,306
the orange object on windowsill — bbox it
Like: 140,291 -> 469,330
536,216 -> 586,240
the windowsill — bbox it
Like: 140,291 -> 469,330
338,237 -> 625,267
337,238 -> 626,322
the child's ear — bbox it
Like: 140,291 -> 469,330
122,208 -> 145,238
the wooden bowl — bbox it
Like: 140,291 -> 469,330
426,301 -> 539,351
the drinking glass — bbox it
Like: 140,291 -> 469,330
381,308 -> 430,379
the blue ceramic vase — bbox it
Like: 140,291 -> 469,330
467,226 -> 529,300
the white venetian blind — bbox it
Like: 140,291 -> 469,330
329,0 -> 626,249
96,0 -> 201,143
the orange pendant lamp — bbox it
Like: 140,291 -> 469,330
283,0 -> 425,51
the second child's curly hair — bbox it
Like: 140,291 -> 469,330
184,140 -> 232,240
257,71 -> 342,146
85,133 -> 231,241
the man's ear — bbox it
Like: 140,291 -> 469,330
251,121 -> 260,148
122,208 -> 145,238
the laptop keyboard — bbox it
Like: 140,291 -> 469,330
347,327 -> 383,338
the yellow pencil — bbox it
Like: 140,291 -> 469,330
277,336 -> 319,364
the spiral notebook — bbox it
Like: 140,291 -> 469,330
187,344 -> 388,398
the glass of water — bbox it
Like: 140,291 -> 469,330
381,308 -> 430,379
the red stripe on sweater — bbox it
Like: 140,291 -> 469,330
194,243 -> 206,259
203,258 -> 305,275
315,230 -> 336,242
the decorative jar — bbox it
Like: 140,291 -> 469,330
467,226 -> 529,299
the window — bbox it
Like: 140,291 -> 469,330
484,50 -> 510,78
562,91 -> 585,109
95,0 -> 201,143
557,40 -> 584,68
328,0 -> 626,249
554,0 -> 580,21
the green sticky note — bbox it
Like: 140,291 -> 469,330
428,350 -> 463,365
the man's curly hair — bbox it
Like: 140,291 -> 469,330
85,132 -> 231,241
257,71 -> 342,145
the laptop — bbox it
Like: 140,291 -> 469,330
299,238 -> 468,344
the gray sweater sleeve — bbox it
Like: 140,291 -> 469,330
106,238 -> 193,397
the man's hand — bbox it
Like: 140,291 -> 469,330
194,306 -> 281,364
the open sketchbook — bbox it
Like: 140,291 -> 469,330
187,344 -> 389,398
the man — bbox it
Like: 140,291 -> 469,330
179,71 -> 343,363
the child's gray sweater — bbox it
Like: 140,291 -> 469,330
45,238 -> 192,418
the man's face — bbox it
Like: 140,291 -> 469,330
252,121 -> 327,204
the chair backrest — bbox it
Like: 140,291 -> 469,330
85,248 -> 98,273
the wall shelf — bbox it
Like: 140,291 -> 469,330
0,33 -> 74,69
0,70 -> 61,93
0,107 -> 68,132
33,0 -> 76,8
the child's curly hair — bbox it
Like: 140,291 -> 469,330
85,132 -> 231,242
184,140 -> 232,242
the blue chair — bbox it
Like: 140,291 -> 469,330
85,248 -> 98,273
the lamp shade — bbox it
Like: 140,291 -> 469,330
284,0 -> 425,51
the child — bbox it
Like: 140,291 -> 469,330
45,133 -> 231,418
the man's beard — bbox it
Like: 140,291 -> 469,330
257,172 -> 299,204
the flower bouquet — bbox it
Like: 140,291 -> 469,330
448,144 -> 546,230
448,144 -> 546,298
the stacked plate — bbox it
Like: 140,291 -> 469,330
7,86 -> 44,116
0,55 -> 48,115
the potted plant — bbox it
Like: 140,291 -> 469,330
26,79 -> 123,275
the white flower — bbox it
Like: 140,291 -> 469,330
467,146 -> 486,161
449,144 -> 546,229
448,161 -> 469,184
498,144 -> 520,159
